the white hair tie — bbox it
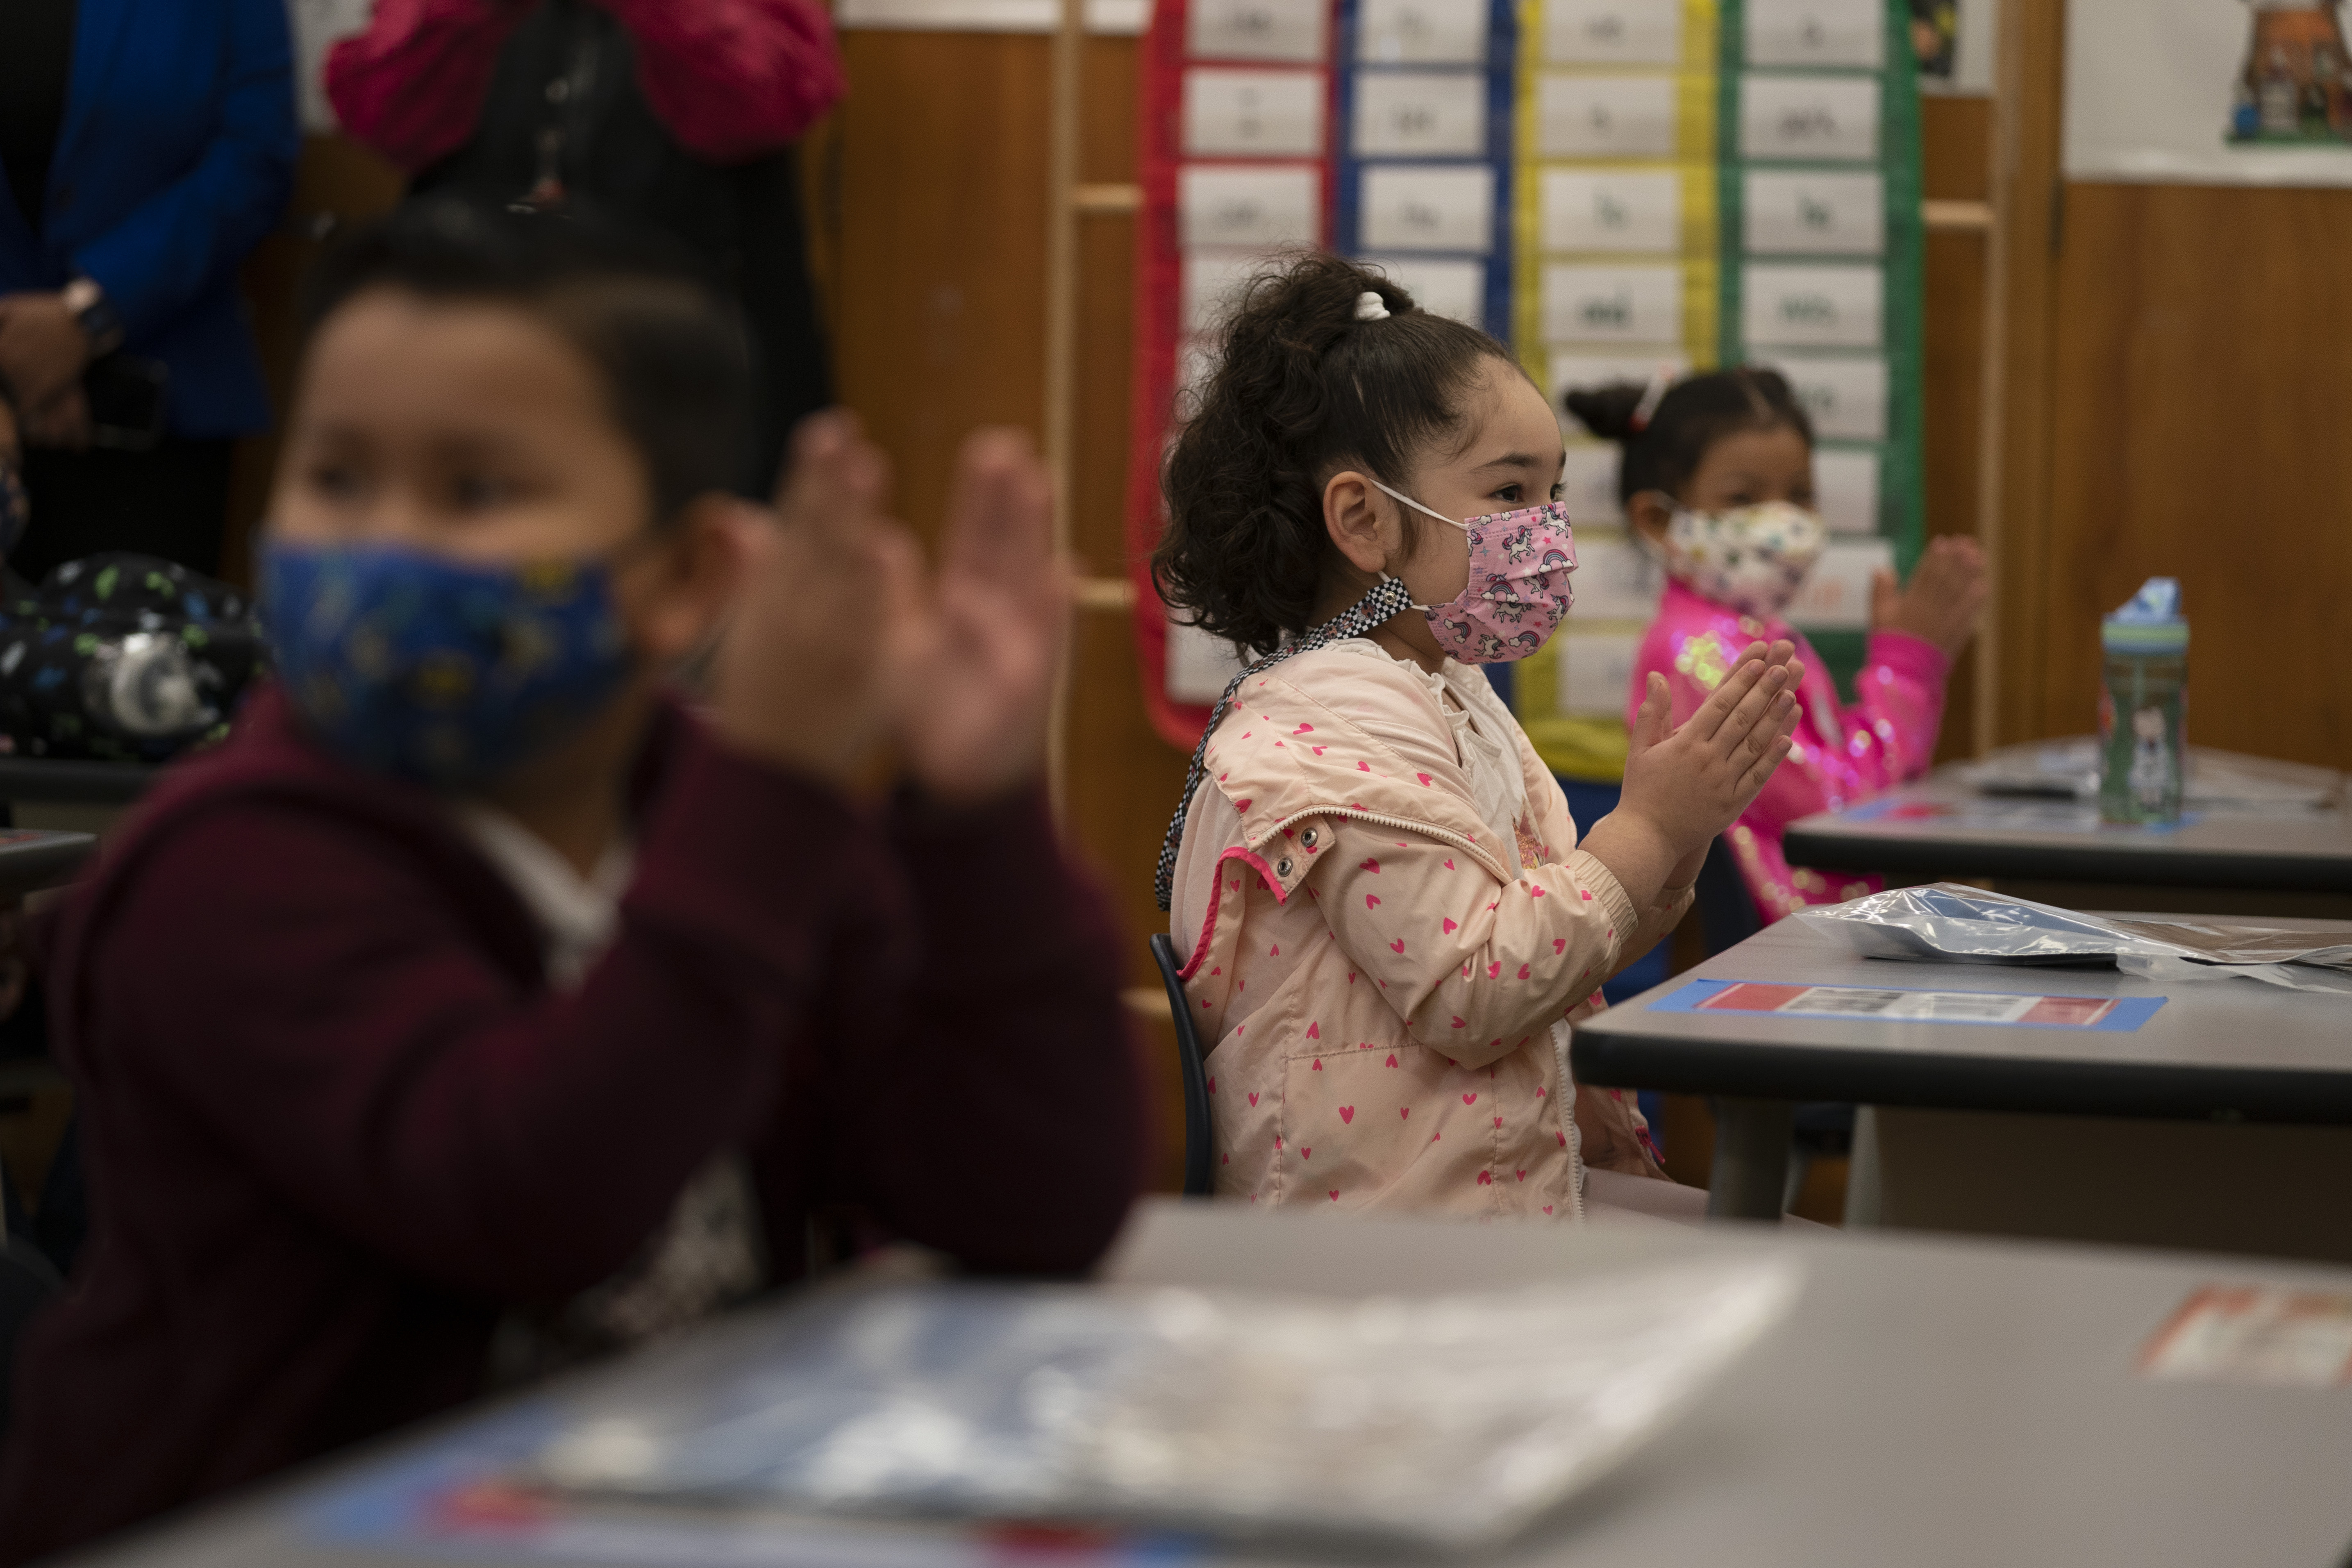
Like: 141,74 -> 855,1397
1353,290 -> 1391,322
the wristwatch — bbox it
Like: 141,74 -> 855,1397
60,277 -> 123,358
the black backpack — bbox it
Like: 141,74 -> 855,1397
0,554 -> 268,764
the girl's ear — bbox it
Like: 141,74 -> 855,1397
1626,488 -> 1675,553
1322,470 -> 1393,576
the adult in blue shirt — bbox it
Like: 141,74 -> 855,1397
0,0 -> 297,582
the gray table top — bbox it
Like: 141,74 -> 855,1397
1572,912 -> 2352,1121
1782,768 -> 2352,889
0,756 -> 156,806
0,827 -> 95,895
59,1199 -> 2352,1568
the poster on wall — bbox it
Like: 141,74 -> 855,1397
2067,0 -> 2352,184
1913,0 -> 1992,95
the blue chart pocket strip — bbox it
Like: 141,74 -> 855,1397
1648,976 -> 2169,1032
1334,0 -> 1519,337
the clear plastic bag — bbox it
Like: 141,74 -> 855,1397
525,1259 -> 1802,1551
1797,884 -> 2352,978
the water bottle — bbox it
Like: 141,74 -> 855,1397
2099,578 -> 2187,825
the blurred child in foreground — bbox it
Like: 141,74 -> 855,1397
0,200 -> 1142,1562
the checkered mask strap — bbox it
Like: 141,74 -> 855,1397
1153,576 -> 1415,911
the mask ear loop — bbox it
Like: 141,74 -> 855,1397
1627,489 -> 1685,564
1360,475 -> 1468,612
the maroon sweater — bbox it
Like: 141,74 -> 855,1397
0,690 -> 1143,1562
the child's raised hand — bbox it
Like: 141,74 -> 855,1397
1627,641 -> 1800,834
1871,535 -> 1988,660
878,428 -> 1070,804
710,411 -> 911,786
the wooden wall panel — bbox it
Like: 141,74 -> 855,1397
1920,95 -> 1991,761
2038,183 -> 2352,768
831,34 -> 1054,541
830,33 -> 1188,993
1981,0 -> 2068,751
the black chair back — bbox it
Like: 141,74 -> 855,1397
1147,933 -> 1215,1198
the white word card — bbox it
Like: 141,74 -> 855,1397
1554,628 -> 1643,718
1543,263 -> 1683,345
1565,532 -> 1666,618
1761,353 -> 1886,441
1178,165 -> 1321,249
1166,616 -> 1250,704
1542,169 -> 1682,254
1544,0 -> 1681,66
1353,69 -> 1489,158
1361,254 -> 1486,323
1359,164 -> 1495,252
1189,0 -> 1327,64
1739,74 -> 1880,163
1173,336 -> 1221,414
1183,69 -> 1327,157
1358,0 -> 1487,65
1537,73 -> 1678,159
1785,535 -> 1890,627
1744,0 -> 1883,69
1742,262 -> 1881,348
1556,443 -> 1623,522
1812,446 -> 1880,536
1183,249 -> 1273,334
1743,169 -> 1884,255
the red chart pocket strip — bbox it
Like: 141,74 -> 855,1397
1128,0 -> 1341,750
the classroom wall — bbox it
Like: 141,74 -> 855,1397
229,7 -> 2347,1189
1983,0 -> 2352,772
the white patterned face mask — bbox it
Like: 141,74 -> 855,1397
1659,500 -> 1826,620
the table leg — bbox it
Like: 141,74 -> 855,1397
1707,1098 -> 1794,1221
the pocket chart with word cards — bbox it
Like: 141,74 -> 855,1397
1126,0 -> 1923,774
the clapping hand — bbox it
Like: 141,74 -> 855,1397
877,429 -> 1068,805
712,414 -> 1068,804
1871,535 -> 1988,660
710,412 -> 907,786
1580,641 -> 1803,908
1620,641 -> 1804,852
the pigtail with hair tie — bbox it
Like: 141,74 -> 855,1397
1627,361 -> 1675,434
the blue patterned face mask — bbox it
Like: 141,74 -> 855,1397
259,539 -> 635,787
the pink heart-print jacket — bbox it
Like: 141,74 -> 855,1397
1168,645 -> 1690,1217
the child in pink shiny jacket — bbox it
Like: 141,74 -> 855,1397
1568,370 -> 1988,922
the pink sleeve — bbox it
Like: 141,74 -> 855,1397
325,0 -> 536,174
599,0 -> 848,160
1848,629 -> 1950,785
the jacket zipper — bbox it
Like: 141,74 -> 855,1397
1259,807 -> 1511,883
1552,1020 -> 1584,1222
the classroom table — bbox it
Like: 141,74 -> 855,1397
1571,911 -> 2352,1256
49,1199 -> 2352,1568
0,756 -> 157,809
0,827 -> 96,897
1780,766 -> 2352,902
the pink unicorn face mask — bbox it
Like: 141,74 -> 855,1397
1368,478 -> 1577,664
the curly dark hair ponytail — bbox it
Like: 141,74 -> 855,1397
1151,252 -> 1518,656
1561,366 -> 1813,507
